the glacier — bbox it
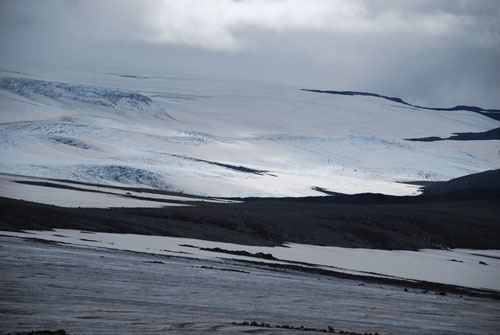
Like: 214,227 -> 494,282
0,69 -> 499,197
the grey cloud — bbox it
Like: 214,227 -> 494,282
0,0 -> 499,107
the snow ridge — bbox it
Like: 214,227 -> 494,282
302,89 -> 500,120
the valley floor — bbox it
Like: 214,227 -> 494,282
1,174 -> 500,334
2,188 -> 500,250
1,236 -> 500,335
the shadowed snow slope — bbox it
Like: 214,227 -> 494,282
1,69 -> 499,197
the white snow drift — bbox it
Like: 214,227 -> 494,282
2,229 -> 499,291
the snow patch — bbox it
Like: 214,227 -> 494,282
3,229 -> 499,291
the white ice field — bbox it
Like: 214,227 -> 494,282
1,69 -> 499,198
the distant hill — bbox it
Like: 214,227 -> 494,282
302,89 -> 500,121
423,169 -> 500,195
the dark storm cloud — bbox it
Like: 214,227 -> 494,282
1,0 -> 499,107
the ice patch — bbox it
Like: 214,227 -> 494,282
0,175 -> 183,208
75,165 -> 171,189
50,136 -> 99,150
0,77 -> 152,109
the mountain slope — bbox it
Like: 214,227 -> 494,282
423,168 -> 500,195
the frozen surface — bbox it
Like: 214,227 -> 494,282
1,236 -> 500,335
0,174 -> 237,208
0,175 -> 189,208
1,70 -> 499,198
2,229 -> 499,291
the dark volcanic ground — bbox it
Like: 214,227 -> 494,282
1,169 -> 499,250
1,193 -> 499,250
3,236 -> 499,335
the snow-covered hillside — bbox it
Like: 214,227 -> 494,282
1,69 -> 499,197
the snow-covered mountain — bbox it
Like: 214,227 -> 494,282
1,69 -> 499,197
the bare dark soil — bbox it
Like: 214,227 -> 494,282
1,192 -> 499,250
2,169 -> 499,250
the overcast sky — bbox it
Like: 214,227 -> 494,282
1,0 -> 499,107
